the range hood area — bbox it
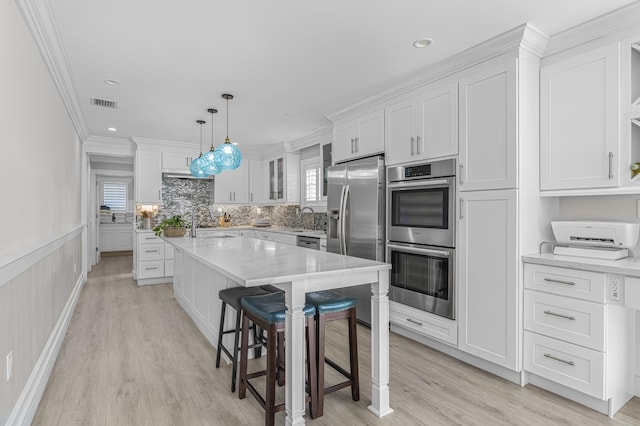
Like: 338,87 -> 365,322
162,171 -> 214,180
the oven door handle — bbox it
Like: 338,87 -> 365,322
387,243 -> 451,258
387,178 -> 452,189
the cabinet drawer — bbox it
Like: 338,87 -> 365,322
524,331 -> 604,399
524,264 -> 606,303
137,260 -> 165,278
164,260 -> 174,276
524,290 -> 605,351
138,233 -> 162,245
390,301 -> 457,346
138,243 -> 164,261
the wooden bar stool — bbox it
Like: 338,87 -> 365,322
238,292 -> 317,426
305,290 -> 359,418
215,285 -> 281,392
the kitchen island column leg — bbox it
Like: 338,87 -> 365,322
282,281 -> 307,426
368,270 -> 393,417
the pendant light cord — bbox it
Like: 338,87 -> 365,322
226,95 -> 230,142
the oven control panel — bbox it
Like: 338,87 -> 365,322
404,164 -> 431,178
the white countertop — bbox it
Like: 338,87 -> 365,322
523,252 -> 640,277
163,234 -> 388,287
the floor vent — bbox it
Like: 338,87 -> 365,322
90,97 -> 119,109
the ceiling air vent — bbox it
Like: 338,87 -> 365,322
90,97 -> 119,109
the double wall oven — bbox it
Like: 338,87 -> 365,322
387,159 -> 456,320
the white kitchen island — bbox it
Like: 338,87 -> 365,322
163,234 -> 392,425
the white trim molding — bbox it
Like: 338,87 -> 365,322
5,271 -> 86,426
15,0 -> 89,141
0,225 -> 84,287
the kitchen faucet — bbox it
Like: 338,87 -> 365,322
299,206 -> 315,230
191,205 -> 213,238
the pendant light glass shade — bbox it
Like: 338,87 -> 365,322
202,108 -> 220,175
190,120 -> 211,178
214,94 -> 242,171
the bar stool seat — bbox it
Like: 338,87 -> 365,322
216,285 -> 281,392
305,290 -> 359,418
239,292 -> 318,426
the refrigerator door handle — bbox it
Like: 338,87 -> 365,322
342,185 -> 350,255
337,185 -> 347,255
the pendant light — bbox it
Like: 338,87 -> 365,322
214,93 -> 242,171
189,119 -> 210,178
202,108 -> 221,175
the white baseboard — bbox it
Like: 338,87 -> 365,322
6,271 -> 86,426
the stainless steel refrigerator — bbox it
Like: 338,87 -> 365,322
326,155 -> 385,325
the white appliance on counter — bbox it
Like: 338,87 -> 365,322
551,220 -> 640,260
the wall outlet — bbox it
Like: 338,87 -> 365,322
6,351 -> 13,381
609,276 -> 622,302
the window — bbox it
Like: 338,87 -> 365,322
300,157 -> 323,206
103,182 -> 128,211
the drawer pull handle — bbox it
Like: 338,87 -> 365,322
146,249 -> 159,253
543,278 -> 576,286
145,266 -> 159,270
543,353 -> 575,366
145,237 -> 156,240
543,310 -> 575,321
406,318 -> 423,326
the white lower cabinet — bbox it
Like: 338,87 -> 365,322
390,301 -> 457,345
457,189 -> 519,370
523,262 -> 635,417
134,231 -> 174,284
254,230 -> 296,245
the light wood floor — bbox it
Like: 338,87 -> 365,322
33,256 -> 640,425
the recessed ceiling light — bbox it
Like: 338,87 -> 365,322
107,127 -> 117,132
413,38 -> 434,48
104,79 -> 120,86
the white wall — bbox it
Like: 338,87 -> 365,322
558,194 -> 640,394
0,1 -> 84,423
0,0 -> 82,269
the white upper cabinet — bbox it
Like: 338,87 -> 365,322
459,61 -> 517,191
214,160 -> 249,204
540,43 -> 620,191
385,81 -> 458,166
332,109 -> 384,163
249,159 -> 263,204
135,150 -> 163,204
162,151 -> 200,172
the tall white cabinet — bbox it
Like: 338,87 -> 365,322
456,50 -> 557,374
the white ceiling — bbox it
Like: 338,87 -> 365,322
49,0 -> 637,150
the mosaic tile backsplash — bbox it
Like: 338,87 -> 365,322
154,177 -> 327,231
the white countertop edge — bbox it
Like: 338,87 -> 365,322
522,252 -> 640,277
163,235 -> 389,287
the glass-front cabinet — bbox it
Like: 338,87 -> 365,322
264,153 -> 300,204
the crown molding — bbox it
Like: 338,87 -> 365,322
16,0 -> 89,141
545,1 -> 640,58
288,125 -> 332,152
325,23 -> 548,123
83,136 -> 136,156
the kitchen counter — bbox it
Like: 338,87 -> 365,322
522,252 -> 640,277
163,234 -> 392,424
